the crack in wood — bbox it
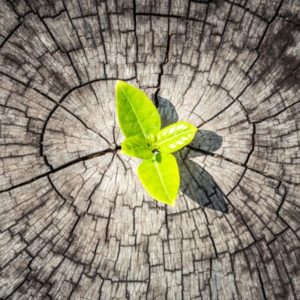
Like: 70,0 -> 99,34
0,0 -> 299,298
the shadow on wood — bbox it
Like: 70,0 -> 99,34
157,95 -> 179,127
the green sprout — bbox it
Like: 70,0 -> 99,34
116,80 -> 197,206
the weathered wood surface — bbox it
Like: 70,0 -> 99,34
0,0 -> 299,299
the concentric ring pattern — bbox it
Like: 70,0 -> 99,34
0,0 -> 299,299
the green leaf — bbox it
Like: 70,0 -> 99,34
137,153 -> 180,206
121,134 -> 153,159
156,121 -> 197,153
116,80 -> 161,139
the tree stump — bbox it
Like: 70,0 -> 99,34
0,0 -> 299,299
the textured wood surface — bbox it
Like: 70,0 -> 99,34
0,0 -> 300,299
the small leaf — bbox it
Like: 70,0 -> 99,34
156,121 -> 197,153
116,80 -> 161,139
137,153 -> 180,206
121,135 -> 153,159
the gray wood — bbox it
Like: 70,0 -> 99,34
0,0 -> 299,299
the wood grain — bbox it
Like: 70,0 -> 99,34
0,0 -> 299,299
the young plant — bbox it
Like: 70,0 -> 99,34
116,80 -> 197,206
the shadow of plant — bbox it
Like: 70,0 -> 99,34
157,96 -> 228,213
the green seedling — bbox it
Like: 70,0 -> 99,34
116,80 -> 197,206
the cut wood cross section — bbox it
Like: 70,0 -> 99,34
0,0 -> 299,299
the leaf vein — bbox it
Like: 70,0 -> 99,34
157,129 -> 194,147
153,158 -> 171,201
119,84 -> 147,138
